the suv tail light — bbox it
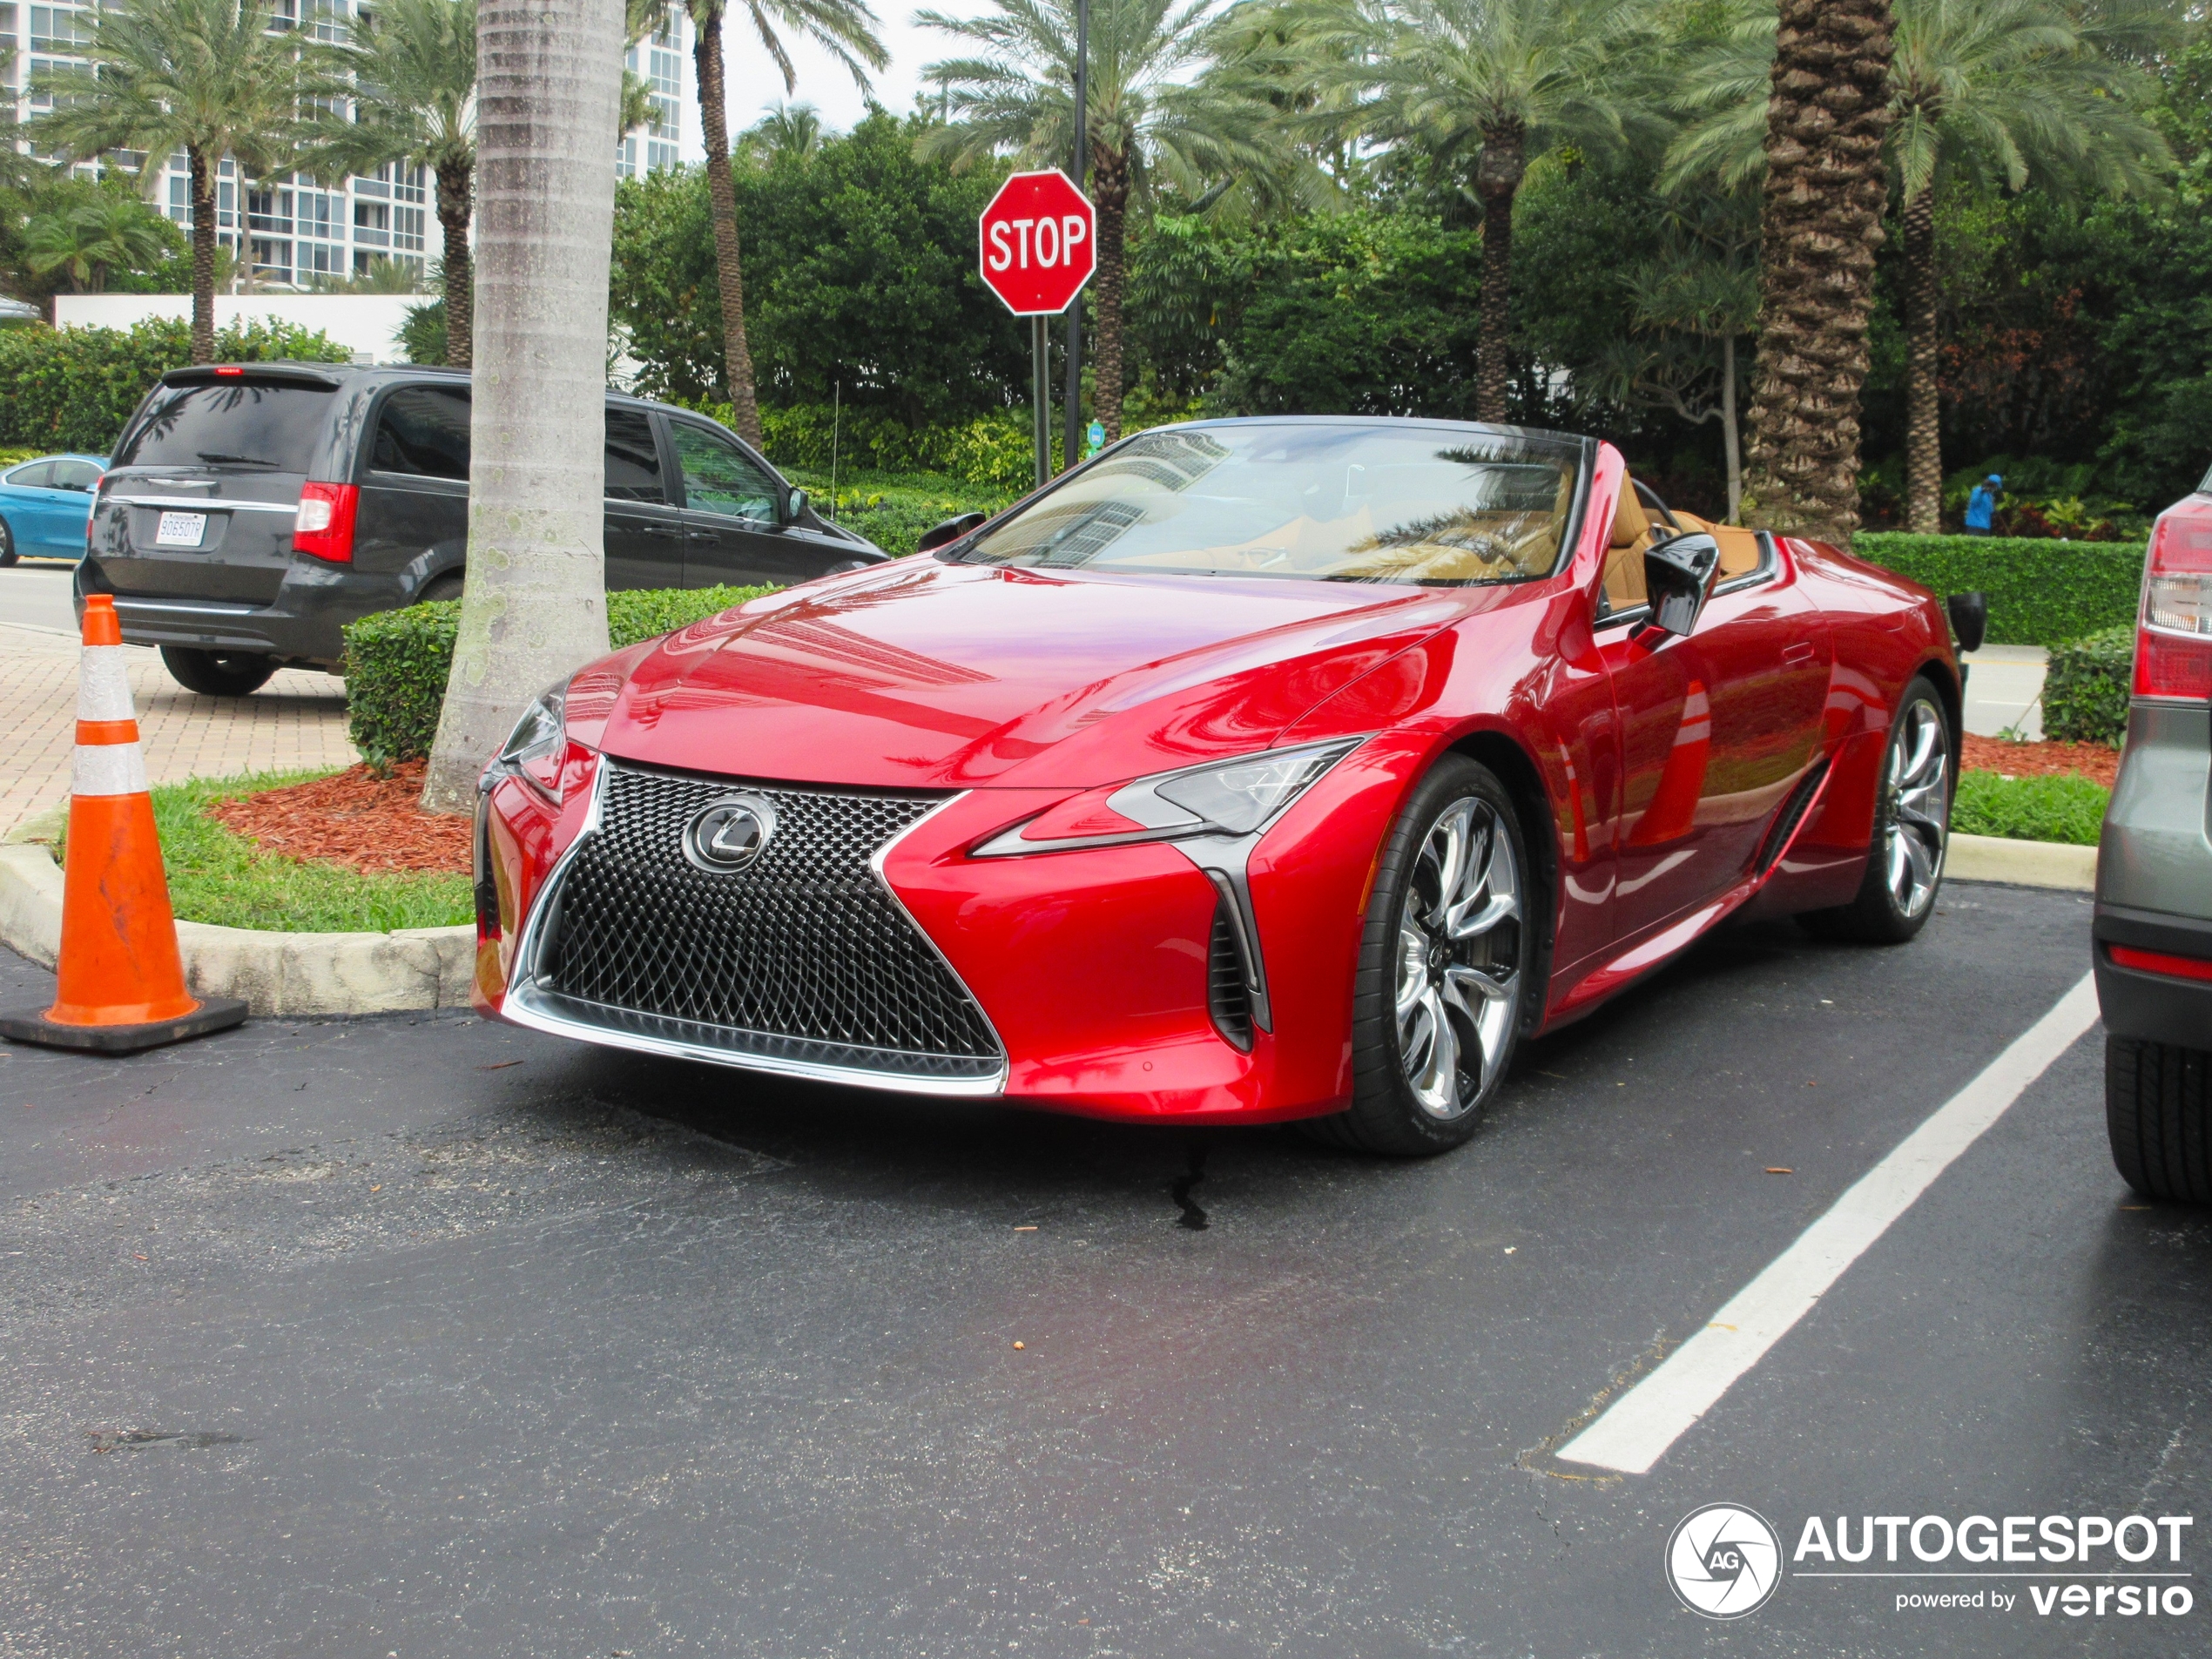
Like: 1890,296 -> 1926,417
293,482 -> 359,563
2135,510 -> 2212,701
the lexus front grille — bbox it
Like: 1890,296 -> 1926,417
513,761 -> 1003,1089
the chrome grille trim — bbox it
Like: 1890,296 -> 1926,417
501,759 -> 1007,1096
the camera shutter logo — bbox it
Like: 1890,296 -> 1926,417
684,795 -> 779,873
1666,1504 -> 1783,1619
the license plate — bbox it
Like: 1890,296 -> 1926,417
155,511 -> 207,548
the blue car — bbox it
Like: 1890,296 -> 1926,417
0,453 -> 106,565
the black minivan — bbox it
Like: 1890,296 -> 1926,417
76,362 -> 886,695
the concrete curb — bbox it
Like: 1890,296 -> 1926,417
0,842 -> 475,1017
1946,832 -> 2097,892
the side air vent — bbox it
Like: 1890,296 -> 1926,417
1757,756 -> 1833,873
1208,901 -> 1255,1051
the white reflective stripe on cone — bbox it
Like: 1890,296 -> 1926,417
73,742 -> 150,798
78,644 -> 136,724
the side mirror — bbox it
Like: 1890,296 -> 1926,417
916,511 -> 988,554
1946,591 -> 1988,655
785,487 -> 808,523
1640,532 -> 1722,638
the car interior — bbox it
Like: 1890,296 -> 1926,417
1599,474 -> 1764,619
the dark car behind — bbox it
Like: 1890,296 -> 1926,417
75,362 -> 882,696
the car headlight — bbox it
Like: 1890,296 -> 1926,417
974,737 -> 1367,856
486,677 -> 571,801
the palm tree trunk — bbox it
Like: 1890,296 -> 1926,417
1741,0 -> 1896,546
436,158 -> 474,370
421,0 -> 624,813
1473,125 -> 1525,425
691,3 -> 762,447
1722,333 -> 1742,524
188,146 -> 216,364
1901,182 -> 1940,534
1091,144 -> 1130,443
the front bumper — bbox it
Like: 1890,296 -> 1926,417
471,743 -> 1414,1123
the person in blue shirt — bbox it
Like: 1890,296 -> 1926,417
1964,474 -> 2003,535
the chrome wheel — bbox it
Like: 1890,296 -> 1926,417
1395,796 -> 1522,1120
1883,697 -> 1949,920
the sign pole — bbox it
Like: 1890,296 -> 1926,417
1062,0 -> 1088,474
1032,314 -> 1050,490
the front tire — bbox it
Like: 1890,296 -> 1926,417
1800,674 -> 1952,943
0,516 -> 17,567
1304,756 -> 1541,1157
2107,1037 -> 2212,1204
160,645 -> 277,698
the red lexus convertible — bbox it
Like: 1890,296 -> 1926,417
473,419 -> 1963,1154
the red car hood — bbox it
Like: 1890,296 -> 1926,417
590,556 -> 1473,788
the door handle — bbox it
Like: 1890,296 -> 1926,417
1782,642 -> 1817,665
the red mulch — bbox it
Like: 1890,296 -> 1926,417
211,760 -> 475,874
1961,733 -> 2120,789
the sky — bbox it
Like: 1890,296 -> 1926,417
711,2 -> 990,141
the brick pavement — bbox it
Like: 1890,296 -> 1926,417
0,622 -> 359,834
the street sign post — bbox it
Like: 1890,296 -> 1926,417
978,169 -> 1096,488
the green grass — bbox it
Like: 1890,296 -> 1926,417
56,769 -> 473,933
1952,769 -> 2110,847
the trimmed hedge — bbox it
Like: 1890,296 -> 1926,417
0,319 -> 353,455
1852,532 -> 2143,647
2043,624 -> 2134,745
343,583 -> 772,766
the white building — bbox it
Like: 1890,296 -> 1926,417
2,0 -> 693,290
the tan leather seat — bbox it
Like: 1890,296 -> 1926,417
1603,481 -> 1651,610
1671,510 -> 1764,579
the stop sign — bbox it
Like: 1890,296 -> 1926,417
977,169 -> 1096,317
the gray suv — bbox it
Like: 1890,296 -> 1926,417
75,362 -> 884,695
2096,465 -> 2212,1202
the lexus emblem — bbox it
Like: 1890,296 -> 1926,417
683,794 -> 778,873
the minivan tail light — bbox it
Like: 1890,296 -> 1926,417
2134,512 -> 2212,702
293,482 -> 359,563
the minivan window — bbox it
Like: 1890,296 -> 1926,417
671,422 -> 776,521
372,386 -> 471,480
606,410 -> 664,503
114,381 -> 335,473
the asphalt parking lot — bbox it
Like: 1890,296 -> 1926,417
0,880 -> 2202,1657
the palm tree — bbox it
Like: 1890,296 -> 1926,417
420,0 -> 627,813
685,0 -> 887,448
29,0 -> 329,362
1669,0 -> 2170,536
23,195 -> 176,293
744,100 -> 824,165
1883,0 -> 2168,529
300,0 -> 478,368
1297,0 -> 1655,423
921,0 -> 1286,442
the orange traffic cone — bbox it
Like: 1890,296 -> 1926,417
0,597 -> 246,1054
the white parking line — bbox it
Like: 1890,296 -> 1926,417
1558,974 -> 2100,1475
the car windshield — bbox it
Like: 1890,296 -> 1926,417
113,382 -> 334,473
960,423 -> 1582,585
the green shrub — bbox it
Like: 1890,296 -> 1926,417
2043,624 -> 2134,745
1851,533 -> 2144,647
0,319 -> 353,455
1953,770 -> 2110,846
343,583 -> 772,765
